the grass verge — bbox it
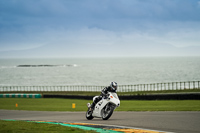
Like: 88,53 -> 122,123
0,98 -> 200,111
0,120 -> 97,133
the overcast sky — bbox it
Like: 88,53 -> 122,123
0,0 -> 200,57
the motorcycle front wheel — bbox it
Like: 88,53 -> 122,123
101,105 -> 114,120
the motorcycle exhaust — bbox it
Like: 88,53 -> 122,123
87,103 -> 91,108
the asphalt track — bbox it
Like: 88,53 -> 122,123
0,110 -> 200,133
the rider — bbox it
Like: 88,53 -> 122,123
89,81 -> 118,111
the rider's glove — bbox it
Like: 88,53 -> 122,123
104,93 -> 109,99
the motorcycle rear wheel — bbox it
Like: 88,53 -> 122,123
86,109 -> 94,120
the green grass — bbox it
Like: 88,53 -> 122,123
0,98 -> 200,111
0,120 -> 96,133
117,100 -> 200,111
0,98 -> 92,111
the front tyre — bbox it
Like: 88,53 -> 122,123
86,109 -> 94,120
101,105 -> 114,120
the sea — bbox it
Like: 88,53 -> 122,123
0,57 -> 200,86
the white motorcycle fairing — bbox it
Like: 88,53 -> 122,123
86,92 -> 120,120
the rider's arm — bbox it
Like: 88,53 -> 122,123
101,87 -> 108,96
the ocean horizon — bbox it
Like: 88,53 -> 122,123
0,56 -> 200,86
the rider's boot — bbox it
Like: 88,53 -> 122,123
89,102 -> 95,111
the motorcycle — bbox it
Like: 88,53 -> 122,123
86,92 -> 120,120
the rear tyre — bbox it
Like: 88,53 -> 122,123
86,109 -> 94,120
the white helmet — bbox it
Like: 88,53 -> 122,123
110,81 -> 117,91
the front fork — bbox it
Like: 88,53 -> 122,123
105,103 -> 115,112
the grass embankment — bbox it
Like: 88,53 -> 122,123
0,120 -> 96,133
0,98 -> 200,111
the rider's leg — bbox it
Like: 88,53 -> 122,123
90,96 -> 101,110
90,102 -> 95,110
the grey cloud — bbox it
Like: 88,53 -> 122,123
0,0 -> 200,56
